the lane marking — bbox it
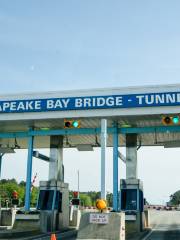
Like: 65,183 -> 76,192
142,230 -> 153,240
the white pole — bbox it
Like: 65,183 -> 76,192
101,119 -> 107,200
77,170 -> 79,198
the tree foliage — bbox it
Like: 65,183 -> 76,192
0,179 -> 113,208
70,191 -> 113,207
0,179 -> 38,207
170,190 -> 180,206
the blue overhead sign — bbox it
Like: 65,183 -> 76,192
1,91 -> 180,113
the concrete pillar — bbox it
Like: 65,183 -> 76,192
126,134 -> 137,179
49,136 -> 64,182
113,123 -> 118,211
101,119 -> 107,200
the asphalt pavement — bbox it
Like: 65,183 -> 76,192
142,210 -> 180,240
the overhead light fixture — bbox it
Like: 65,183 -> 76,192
0,147 -> 15,153
40,127 -> 50,131
14,138 -> 20,149
95,135 -> 100,147
164,141 -> 180,148
76,144 -> 94,151
121,124 -> 132,128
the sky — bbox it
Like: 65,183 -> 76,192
1,0 -> 180,204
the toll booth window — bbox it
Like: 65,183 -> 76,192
54,191 -> 62,212
37,190 -> 54,210
121,189 -> 137,210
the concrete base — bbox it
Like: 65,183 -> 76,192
14,213 -> 40,230
144,210 -> 150,228
39,180 -> 69,233
69,207 -> 81,229
0,209 -> 16,227
40,211 -> 56,233
77,212 -> 125,240
125,212 -> 143,234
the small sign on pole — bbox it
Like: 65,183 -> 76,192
89,213 -> 109,224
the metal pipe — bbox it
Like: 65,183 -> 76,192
25,135 -> 34,211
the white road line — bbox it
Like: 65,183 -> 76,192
141,230 -> 153,240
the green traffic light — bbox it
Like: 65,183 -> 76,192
72,121 -> 79,128
172,116 -> 179,124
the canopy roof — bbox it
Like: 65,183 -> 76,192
0,84 -> 180,149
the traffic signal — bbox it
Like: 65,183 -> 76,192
11,190 -> 19,206
64,120 -> 80,128
12,190 -> 18,199
71,191 -> 80,206
71,198 -> 80,206
162,116 -> 180,125
73,191 -> 79,198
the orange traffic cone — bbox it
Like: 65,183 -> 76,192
50,233 -> 57,240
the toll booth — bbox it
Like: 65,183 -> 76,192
37,180 -> 69,233
1,85 -> 180,236
120,179 -> 144,232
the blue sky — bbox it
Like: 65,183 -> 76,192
1,1 -> 180,204
0,1 -> 180,93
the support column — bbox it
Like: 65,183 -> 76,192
101,119 -> 107,200
126,134 -> 137,179
25,135 -> 34,211
49,135 -> 64,182
113,124 -> 118,211
0,154 -> 3,179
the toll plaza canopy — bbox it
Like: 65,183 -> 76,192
0,83 -> 180,148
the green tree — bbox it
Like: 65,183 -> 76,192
31,187 -> 39,207
170,190 -> 180,206
0,179 -> 39,208
106,192 -> 113,207
79,193 -> 92,206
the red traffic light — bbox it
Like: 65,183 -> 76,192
73,191 -> 79,198
12,190 -> 18,199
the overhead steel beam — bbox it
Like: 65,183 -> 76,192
33,151 -> 50,162
0,125 -> 179,139
118,126 -> 180,134
118,151 -> 126,163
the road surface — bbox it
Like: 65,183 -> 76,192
142,210 -> 180,240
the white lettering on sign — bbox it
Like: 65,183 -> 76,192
116,96 -> 123,106
75,98 -> 82,107
89,213 -> 109,224
46,99 -> 70,109
75,96 -> 123,108
0,91 -> 180,114
0,100 -> 43,112
136,93 -> 180,106
35,100 -> 41,110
